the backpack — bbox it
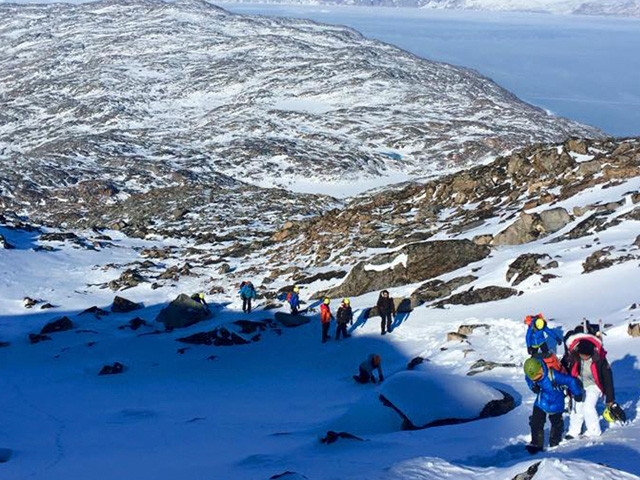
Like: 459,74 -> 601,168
540,352 -> 565,373
525,313 -> 544,327
286,292 -> 293,303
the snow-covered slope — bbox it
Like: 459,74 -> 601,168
0,0 -> 599,214
1,136 -> 639,479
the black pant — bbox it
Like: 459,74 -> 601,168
242,297 -> 252,313
381,312 -> 393,333
354,367 -> 373,384
335,323 -> 349,340
531,343 -> 550,355
322,322 -> 331,342
529,406 -> 563,448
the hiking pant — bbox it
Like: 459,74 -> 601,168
568,385 -> 602,437
381,312 -> 393,333
530,406 -> 563,448
531,343 -> 550,355
321,322 -> 331,343
290,306 -> 299,315
242,297 -> 252,314
335,323 -> 349,340
354,367 -> 373,384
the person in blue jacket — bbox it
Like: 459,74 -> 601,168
287,286 -> 301,314
526,315 -> 562,355
239,281 -> 257,314
524,357 -> 584,452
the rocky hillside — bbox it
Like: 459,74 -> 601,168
0,0 -> 599,223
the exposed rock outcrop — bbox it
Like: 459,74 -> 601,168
156,294 -> 212,329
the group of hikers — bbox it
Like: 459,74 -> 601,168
230,282 -> 627,450
523,314 -> 626,453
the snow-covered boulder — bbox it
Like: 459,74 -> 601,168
328,369 -> 514,435
379,370 -> 514,430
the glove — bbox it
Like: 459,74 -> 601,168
573,393 -> 585,403
531,384 -> 540,394
527,347 -> 534,355
556,338 -> 562,346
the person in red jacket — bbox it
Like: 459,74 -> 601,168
320,297 -> 334,343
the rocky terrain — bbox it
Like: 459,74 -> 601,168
0,0 -> 600,229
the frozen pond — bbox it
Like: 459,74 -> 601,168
220,4 -> 640,136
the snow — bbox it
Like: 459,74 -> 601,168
364,253 -> 408,272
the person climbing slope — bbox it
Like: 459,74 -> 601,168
564,335 -> 624,439
287,286 -> 301,315
335,298 -> 353,340
191,292 -> 209,312
353,354 -> 384,384
523,357 -> 583,453
239,281 -> 257,314
525,313 -> 561,355
320,297 -> 334,343
377,290 -> 395,335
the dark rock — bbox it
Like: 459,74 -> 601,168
435,286 -> 520,307
207,355 -> 218,361
177,326 -> 251,347
40,303 -> 55,309
118,317 -> 149,331
628,323 -> 640,337
79,306 -> 109,317
233,319 -> 273,335
293,270 -> 347,285
410,275 -> 477,307
271,471 -> 308,479
177,347 -> 190,354
108,269 -> 146,291
218,263 -> 232,274
0,341 -> 10,348
468,359 -> 518,376
479,390 -> 516,419
40,316 -> 74,334
320,431 -> 364,445
208,285 -> 225,295
512,462 -> 541,480
324,240 -> 490,297
99,362 -> 125,375
506,254 -> 551,285
29,333 -> 52,344
23,297 -> 39,308
156,294 -> 211,329
111,295 -> 142,313
407,356 -> 427,370
158,264 -> 194,281
274,312 -> 311,327
39,232 -> 79,242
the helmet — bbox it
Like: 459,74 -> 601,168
534,317 -> 546,330
524,357 -> 543,380
293,286 -> 300,293
603,403 -> 626,424
199,293 -> 205,300
372,354 -> 381,366
343,298 -> 350,305
323,298 -> 330,305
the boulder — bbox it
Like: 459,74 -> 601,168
274,312 -> 311,328
0,341 -> 10,348
410,276 -> 476,307
628,323 -> 640,338
177,326 -> 251,347
457,324 -> 490,336
378,370 -> 515,430
156,294 -> 212,329
23,297 -> 39,308
108,269 -> 146,291
111,296 -> 142,313
293,270 -> 346,285
467,359 -> 518,376
29,333 -> 52,344
324,240 -> 490,297
366,297 -> 412,318
99,362 -> 125,376
118,317 -> 149,331
218,263 -> 232,274
472,234 -> 493,246
435,286 -> 520,307
320,431 -> 364,445
506,253 -> 551,285
512,462 -> 541,480
492,208 -> 571,246
447,332 -> 468,342
270,472 -> 308,480
80,306 -> 109,317
40,316 -> 74,334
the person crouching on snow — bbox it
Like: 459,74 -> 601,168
353,354 -> 384,384
565,339 -> 615,439
524,357 -> 583,452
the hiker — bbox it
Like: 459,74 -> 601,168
335,298 -> 353,340
526,313 -> 561,355
377,290 -> 395,335
287,286 -> 301,314
524,357 -> 583,453
239,281 -> 257,314
320,297 -> 334,343
191,292 -> 209,312
353,354 -> 384,384
564,337 -> 619,438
